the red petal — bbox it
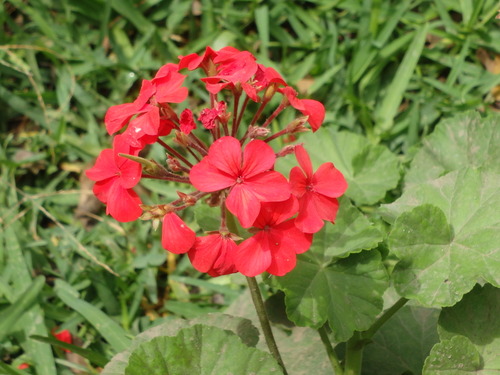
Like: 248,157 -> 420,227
276,220 -> 313,254
294,145 -> 313,178
300,99 -> 325,131
106,183 -> 142,222
134,80 -> 155,108
92,178 -> 114,203
190,159 -> 235,192
235,233 -> 272,276
253,196 -> 299,228
86,149 -> 117,182
241,139 -> 275,178
208,136 -> 241,177
128,106 -> 160,136
294,193 -> 325,233
312,163 -> 348,198
245,171 -> 291,203
105,103 -> 140,135
265,231 -> 297,276
161,213 -> 196,254
188,235 -> 221,273
188,234 -> 237,276
289,166 -> 308,198
226,183 -> 260,228
311,194 -> 339,223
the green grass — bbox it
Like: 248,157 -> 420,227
1,0 -> 500,373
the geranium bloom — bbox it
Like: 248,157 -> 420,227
235,197 -> 313,276
85,137 -> 142,222
188,233 -> 238,277
189,136 -> 290,227
290,145 -> 348,233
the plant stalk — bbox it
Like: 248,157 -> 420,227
246,276 -> 289,375
344,332 -> 363,375
318,324 -> 343,375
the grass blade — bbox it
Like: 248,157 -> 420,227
30,335 -> 108,367
375,23 -> 429,135
54,280 -> 131,353
0,276 -> 45,342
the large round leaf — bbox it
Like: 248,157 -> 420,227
406,111 -> 500,185
384,169 -> 500,307
275,250 -> 389,342
102,314 -> 260,375
362,305 -> 440,375
431,284 -> 500,373
125,324 -> 283,375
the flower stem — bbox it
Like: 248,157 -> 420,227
318,324 -> 343,375
246,276 -> 288,375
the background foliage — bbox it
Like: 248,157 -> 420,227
1,0 -> 499,373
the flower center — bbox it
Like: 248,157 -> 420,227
236,176 -> 244,184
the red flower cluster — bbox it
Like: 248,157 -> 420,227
86,46 -> 347,277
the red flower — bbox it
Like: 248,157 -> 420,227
179,108 -> 196,134
52,329 -> 72,353
280,86 -> 325,131
162,212 -> 196,254
201,47 -> 258,94
86,137 -> 143,222
17,363 -> 30,370
189,136 -> 290,227
188,233 -> 238,277
235,197 -> 313,276
198,101 -> 227,130
289,145 -> 347,233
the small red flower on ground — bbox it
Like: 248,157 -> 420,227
17,363 -> 30,370
52,329 -> 72,353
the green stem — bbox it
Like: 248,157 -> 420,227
344,297 -> 409,375
361,297 -> 408,340
344,332 -> 363,375
318,324 -> 343,375
246,276 -> 289,375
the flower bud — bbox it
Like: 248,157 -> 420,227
286,116 -> 309,134
248,125 -> 271,139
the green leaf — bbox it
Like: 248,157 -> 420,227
54,279 -> 131,353
434,284 -> 500,373
423,336 -> 482,374
275,250 -> 388,342
406,111 -> 500,185
225,290 -> 333,375
0,276 -> 45,342
282,128 -> 399,205
362,305 -> 440,375
322,197 -> 384,258
102,314 -> 260,375
124,325 -> 283,375
384,169 -> 500,307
